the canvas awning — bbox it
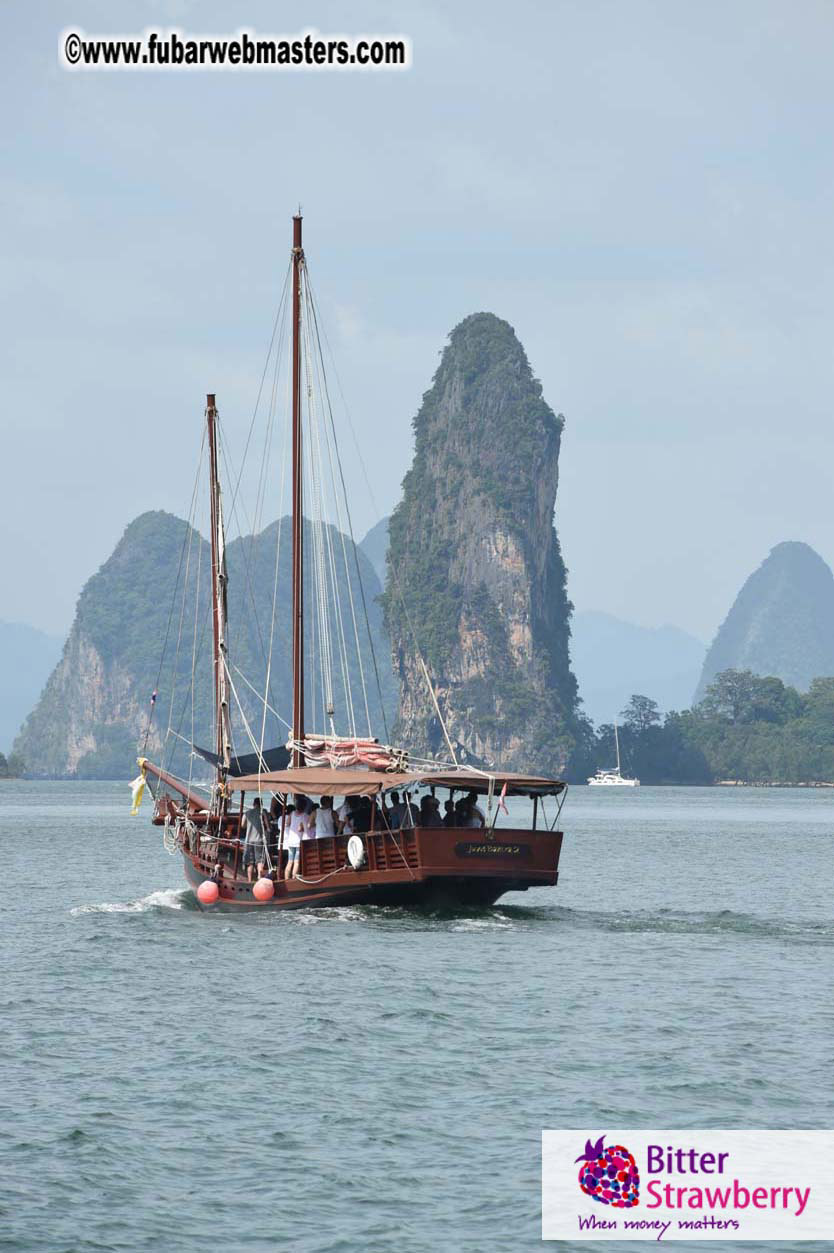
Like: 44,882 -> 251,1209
192,743 -> 290,777
230,767 -> 565,798
412,771 -> 566,797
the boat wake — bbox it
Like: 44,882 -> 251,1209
451,913 -> 516,932
267,904 -> 519,930
498,903 -> 834,944
70,888 -> 194,916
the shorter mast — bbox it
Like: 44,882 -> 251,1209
206,393 -> 233,783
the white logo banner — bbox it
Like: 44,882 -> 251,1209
542,1130 -> 834,1241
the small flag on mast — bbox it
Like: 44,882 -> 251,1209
499,781 -> 509,815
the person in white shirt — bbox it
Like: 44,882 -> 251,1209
337,796 -> 358,834
315,795 -> 336,838
456,790 -> 486,828
469,791 -> 487,827
282,805 -> 299,879
285,796 -> 312,879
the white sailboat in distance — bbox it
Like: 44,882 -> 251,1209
587,722 -> 640,787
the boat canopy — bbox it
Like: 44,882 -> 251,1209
230,766 -> 566,798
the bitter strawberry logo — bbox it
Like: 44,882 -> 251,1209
576,1135 -> 640,1207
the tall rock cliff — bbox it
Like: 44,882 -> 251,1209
695,541 -> 834,701
384,312 -> 580,772
15,510 -> 395,778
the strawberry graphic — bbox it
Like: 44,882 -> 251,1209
576,1135 -> 640,1208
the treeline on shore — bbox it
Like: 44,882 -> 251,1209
0,752 -> 26,779
569,669 -> 834,785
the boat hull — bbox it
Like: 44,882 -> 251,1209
587,779 -> 640,787
181,824 -> 563,911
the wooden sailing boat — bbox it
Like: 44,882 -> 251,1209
138,215 -> 567,909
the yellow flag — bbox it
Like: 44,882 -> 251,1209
130,759 -> 147,815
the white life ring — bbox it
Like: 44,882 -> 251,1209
347,835 -> 367,869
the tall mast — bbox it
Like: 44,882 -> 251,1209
206,393 -> 232,780
614,721 -> 621,774
291,214 -> 305,766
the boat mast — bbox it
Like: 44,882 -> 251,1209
206,393 -> 232,783
614,721 -> 621,774
291,213 -> 305,766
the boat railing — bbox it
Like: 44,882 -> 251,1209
189,818 -> 560,883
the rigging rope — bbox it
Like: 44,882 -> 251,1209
224,659 -> 273,768
157,267 -> 295,774
304,275 -> 370,739
164,463 -> 200,758
307,283 -> 458,765
301,291 -> 337,734
187,527 -> 203,797
234,664 -> 292,731
305,276 -> 390,742
258,327 -> 293,765
142,428 -> 206,756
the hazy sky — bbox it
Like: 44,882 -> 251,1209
2,1 -> 833,641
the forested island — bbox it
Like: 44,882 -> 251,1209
572,668 -> 834,785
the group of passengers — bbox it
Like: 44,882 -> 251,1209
241,788 -> 487,882
385,790 -> 486,831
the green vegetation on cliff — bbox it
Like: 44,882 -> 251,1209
384,312 -> 582,772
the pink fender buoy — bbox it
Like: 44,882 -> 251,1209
197,880 -> 220,905
253,877 -> 275,902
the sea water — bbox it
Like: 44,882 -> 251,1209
0,782 -> 832,1252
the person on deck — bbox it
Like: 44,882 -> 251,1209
458,799 -> 483,829
385,791 -> 404,829
337,795 -> 358,834
242,796 -> 266,882
419,795 -> 444,828
442,798 -> 457,828
285,796 -> 311,879
315,795 -> 336,838
266,796 -> 283,864
283,812 -> 300,879
456,790 -> 486,828
355,797 -> 372,833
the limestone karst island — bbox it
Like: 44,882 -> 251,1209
11,318 -> 834,788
